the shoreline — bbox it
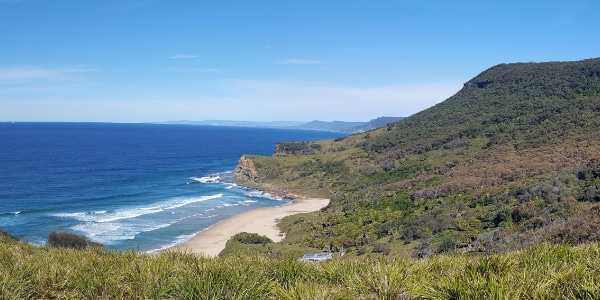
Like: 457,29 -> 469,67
170,196 -> 330,257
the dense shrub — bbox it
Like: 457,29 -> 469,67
372,242 -> 391,255
47,232 -> 102,249
412,237 -> 433,258
492,207 -> 513,227
436,236 -> 457,254
376,221 -> 399,238
511,202 -> 539,223
233,232 -> 273,245
274,142 -> 315,156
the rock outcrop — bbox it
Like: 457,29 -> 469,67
233,155 -> 296,198
233,155 -> 260,186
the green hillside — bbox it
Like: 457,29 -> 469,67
233,58 -> 600,257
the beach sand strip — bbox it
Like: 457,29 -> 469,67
171,197 -> 329,257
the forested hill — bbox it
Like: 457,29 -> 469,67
369,58 -> 600,154
234,57 -> 600,257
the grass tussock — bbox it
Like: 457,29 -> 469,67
1,234 -> 600,299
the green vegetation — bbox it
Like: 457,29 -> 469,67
47,231 -> 103,249
231,232 -> 274,245
1,233 -> 600,299
0,227 -> 18,242
233,57 -> 600,258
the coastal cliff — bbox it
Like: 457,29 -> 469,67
233,155 -> 294,198
233,156 -> 260,186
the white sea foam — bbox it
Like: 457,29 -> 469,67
52,194 -> 222,223
147,218 -> 231,254
244,189 -> 283,200
94,207 -> 164,223
74,218 -> 184,245
190,175 -> 222,183
54,207 -> 163,223
58,193 -> 224,245
163,194 -> 222,210
0,211 -> 21,217
219,198 -> 259,207
190,172 -> 237,187
141,206 -> 161,211
200,214 -> 218,219
239,199 -> 258,205
73,222 -> 122,238
52,185 -> 281,248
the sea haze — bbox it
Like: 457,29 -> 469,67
0,122 -> 346,253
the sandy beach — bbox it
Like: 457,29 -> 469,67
171,197 -> 329,257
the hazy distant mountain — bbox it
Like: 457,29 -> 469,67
163,117 -> 405,133
290,117 -> 404,133
290,120 -> 365,131
344,116 -> 405,133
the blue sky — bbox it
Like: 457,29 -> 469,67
1,0 -> 598,122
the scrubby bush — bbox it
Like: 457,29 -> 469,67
412,237 -> 433,258
372,242 -> 391,255
436,236 -> 456,254
376,222 -> 399,238
47,231 -> 102,249
492,207 -> 513,227
511,202 -> 539,223
356,247 -> 367,255
233,232 -> 273,245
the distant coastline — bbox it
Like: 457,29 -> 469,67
160,116 -> 404,133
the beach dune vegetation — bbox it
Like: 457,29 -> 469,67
233,232 -> 273,245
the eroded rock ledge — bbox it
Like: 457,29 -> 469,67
233,155 -> 260,184
233,155 -> 292,198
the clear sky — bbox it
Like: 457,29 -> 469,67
1,0 -> 599,122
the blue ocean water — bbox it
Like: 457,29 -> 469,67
0,122 -> 345,253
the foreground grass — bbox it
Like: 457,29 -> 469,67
1,235 -> 599,299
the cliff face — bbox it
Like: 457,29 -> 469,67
233,155 -> 292,198
233,156 -> 260,186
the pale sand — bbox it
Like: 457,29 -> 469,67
171,197 -> 329,257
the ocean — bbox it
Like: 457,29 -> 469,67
0,122 -> 346,253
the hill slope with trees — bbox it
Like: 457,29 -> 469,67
233,57 -> 600,257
